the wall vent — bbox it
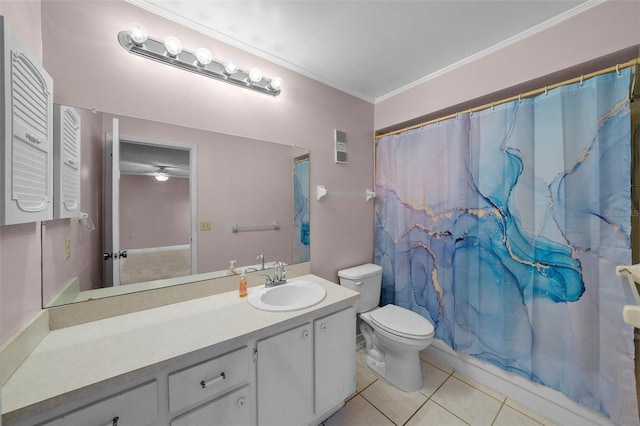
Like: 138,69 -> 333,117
335,130 -> 347,164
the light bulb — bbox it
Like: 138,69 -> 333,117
195,47 -> 212,66
154,171 -> 169,182
164,36 -> 182,57
127,22 -> 147,45
249,67 -> 263,83
269,77 -> 283,91
224,59 -> 238,75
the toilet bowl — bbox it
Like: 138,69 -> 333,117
338,264 -> 434,392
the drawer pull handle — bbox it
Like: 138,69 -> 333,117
238,398 -> 246,407
321,323 -> 327,331
102,416 -> 119,426
303,330 -> 309,339
200,372 -> 226,389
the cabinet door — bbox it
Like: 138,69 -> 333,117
53,104 -> 81,218
171,385 -> 252,426
315,307 -> 356,415
257,323 -> 313,426
1,18 -> 54,225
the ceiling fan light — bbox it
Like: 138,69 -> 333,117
154,171 -> 169,182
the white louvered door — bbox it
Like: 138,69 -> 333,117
1,17 -> 54,225
53,105 -> 81,218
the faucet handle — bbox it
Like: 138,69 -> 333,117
261,274 -> 273,286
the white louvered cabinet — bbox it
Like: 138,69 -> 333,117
53,104 -> 81,218
0,17 -> 54,226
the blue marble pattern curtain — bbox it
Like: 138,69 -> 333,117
293,156 -> 310,263
374,68 -> 637,424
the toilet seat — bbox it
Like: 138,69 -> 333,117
367,304 -> 434,340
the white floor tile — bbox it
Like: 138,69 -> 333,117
504,399 -> 557,426
493,404 -> 545,426
356,350 -> 379,392
405,400 -> 469,426
324,394 -> 394,426
420,352 -> 454,374
452,371 -> 506,402
361,377 -> 428,425
418,360 -> 451,398
431,376 -> 502,426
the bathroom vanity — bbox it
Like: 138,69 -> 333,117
1,275 -> 358,426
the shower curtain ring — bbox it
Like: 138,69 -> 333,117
579,75 -> 584,87
616,64 -> 621,76
518,94 -> 522,104
544,86 -> 548,96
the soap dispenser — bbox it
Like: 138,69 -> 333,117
239,268 -> 248,298
228,260 -> 238,275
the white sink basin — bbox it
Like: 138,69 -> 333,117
247,280 -> 326,312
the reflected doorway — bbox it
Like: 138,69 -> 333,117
106,119 -> 197,286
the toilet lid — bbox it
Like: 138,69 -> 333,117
368,304 -> 434,338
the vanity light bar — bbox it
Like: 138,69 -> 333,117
117,24 -> 283,96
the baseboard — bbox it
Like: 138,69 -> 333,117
44,276 -> 80,308
423,339 -> 614,426
0,310 -> 49,386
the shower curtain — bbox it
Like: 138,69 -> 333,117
374,68 -> 637,424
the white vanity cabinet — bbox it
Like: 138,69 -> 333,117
256,307 -> 357,425
2,276 -> 359,426
0,17 -> 54,226
257,323 -> 314,426
315,307 -> 356,416
41,381 -> 158,426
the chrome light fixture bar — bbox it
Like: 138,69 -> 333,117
117,23 -> 283,96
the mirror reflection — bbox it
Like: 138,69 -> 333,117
42,106 -> 310,307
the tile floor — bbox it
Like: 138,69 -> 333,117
323,347 -> 557,426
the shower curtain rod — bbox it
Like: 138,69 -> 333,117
375,57 -> 640,140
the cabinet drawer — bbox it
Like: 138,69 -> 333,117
171,385 -> 252,426
169,346 -> 249,414
42,381 -> 157,426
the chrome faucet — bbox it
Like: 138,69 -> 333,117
256,253 -> 265,270
263,261 -> 287,287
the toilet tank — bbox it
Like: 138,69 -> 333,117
338,263 -> 383,313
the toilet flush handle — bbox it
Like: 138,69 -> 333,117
355,281 -> 363,286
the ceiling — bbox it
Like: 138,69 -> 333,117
120,141 -> 190,178
126,0 -> 594,103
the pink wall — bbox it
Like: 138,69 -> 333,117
40,0 -> 376,285
0,223 -> 41,345
374,1 -> 640,131
0,1 -> 43,345
119,175 -> 190,250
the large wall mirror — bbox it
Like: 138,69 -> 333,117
41,107 -> 310,307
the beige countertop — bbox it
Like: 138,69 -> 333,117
1,274 -> 359,422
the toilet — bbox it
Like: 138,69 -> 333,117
339,263 -> 434,392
